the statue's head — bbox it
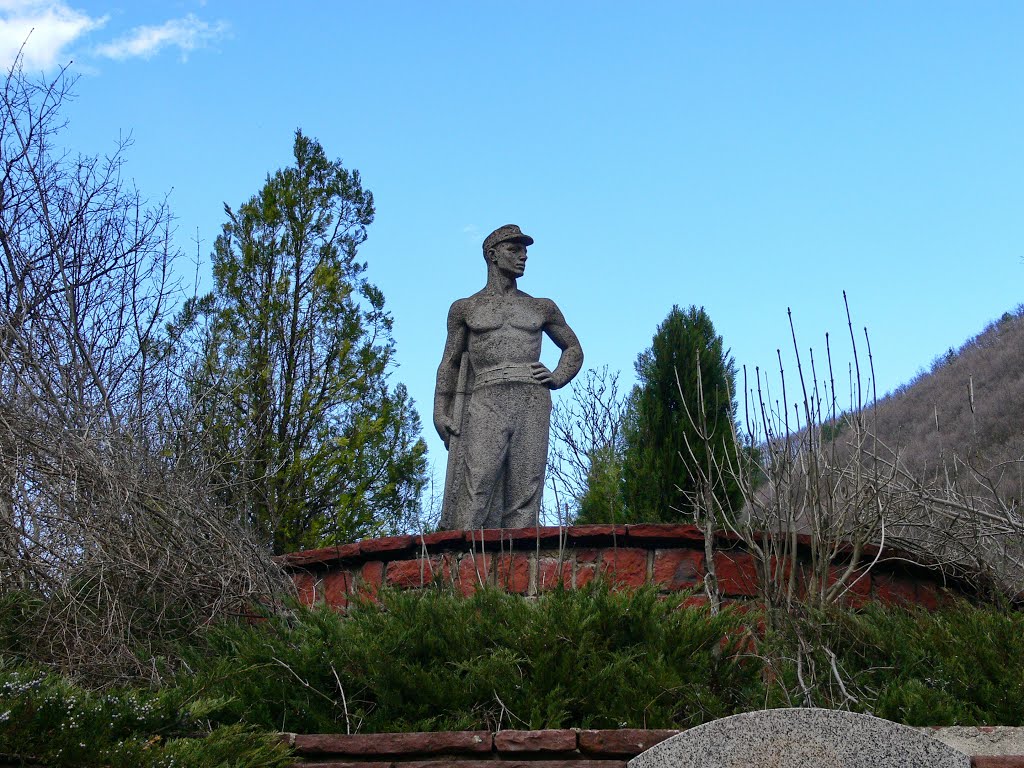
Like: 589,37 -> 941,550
482,224 -> 534,278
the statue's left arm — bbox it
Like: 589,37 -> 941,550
530,300 -> 583,390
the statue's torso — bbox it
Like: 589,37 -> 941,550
462,292 -> 547,372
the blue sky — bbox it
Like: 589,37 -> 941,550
4,1 -> 1022,481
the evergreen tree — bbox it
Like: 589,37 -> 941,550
190,131 -> 426,553
620,305 -> 742,523
575,444 -> 627,524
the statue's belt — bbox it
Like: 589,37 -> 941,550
473,363 -> 541,388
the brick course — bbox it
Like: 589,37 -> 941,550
280,524 -> 980,611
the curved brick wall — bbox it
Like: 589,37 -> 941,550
279,524 -> 972,609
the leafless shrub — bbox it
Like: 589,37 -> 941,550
0,51 -> 290,682
0,405 -> 289,682
678,296 -> 1023,706
546,365 -> 626,524
682,296 -> 1023,612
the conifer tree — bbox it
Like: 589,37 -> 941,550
189,131 -> 426,553
620,305 -> 742,522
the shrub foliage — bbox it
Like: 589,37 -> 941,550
3,584 -> 1024,766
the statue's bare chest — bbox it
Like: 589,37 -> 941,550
466,298 -> 545,335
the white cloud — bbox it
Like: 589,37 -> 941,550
0,0 -> 106,70
94,12 -> 227,61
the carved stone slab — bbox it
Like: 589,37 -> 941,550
628,708 -> 969,768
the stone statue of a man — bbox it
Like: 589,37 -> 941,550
434,224 -> 583,530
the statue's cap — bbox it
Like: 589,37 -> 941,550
483,224 -> 534,252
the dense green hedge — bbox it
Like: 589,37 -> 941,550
176,583 -> 757,733
3,583 -> 1023,766
0,662 -> 291,767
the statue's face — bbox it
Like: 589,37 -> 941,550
490,241 -> 528,278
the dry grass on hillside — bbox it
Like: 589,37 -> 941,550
721,303 -> 1024,605
873,306 -> 1024,509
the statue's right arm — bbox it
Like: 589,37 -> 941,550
433,300 -> 469,449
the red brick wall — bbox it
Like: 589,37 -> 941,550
279,524 -> 972,610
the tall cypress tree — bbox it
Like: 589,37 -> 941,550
620,305 -> 742,523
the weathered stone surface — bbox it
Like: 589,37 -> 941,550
713,551 -> 758,597
496,553 -> 532,594
579,729 -> 680,756
416,530 -> 466,549
653,549 -> 704,590
359,534 -> 414,556
627,524 -> 704,545
464,526 -> 566,547
385,559 -> 434,589
434,224 -> 583,530
294,731 -> 492,755
628,709 -> 969,768
458,552 -> 491,595
568,524 -> 627,545
601,548 -> 648,588
280,541 -> 361,566
575,562 -> 597,588
358,561 -> 384,595
826,564 -> 871,607
924,727 -> 1024,757
292,571 -> 317,605
537,557 -> 573,592
494,729 -> 578,752
872,571 -> 918,605
322,570 -> 351,607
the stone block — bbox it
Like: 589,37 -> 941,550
359,561 -> 384,595
469,526 -> 565,548
626,523 -> 704,546
537,557 -> 572,592
873,571 -> 917,606
280,542 -> 360,567
293,730 -> 492,756
679,594 -> 710,610
579,729 -> 680,756
653,549 -> 704,590
494,729 -> 577,753
600,548 -> 648,588
416,530 -> 466,550
458,552 -> 491,595
322,569 -> 351,608
386,558 -> 435,589
567,524 -> 627,545
496,553 -> 532,594
359,534 -> 414,556
827,564 -> 871,607
575,562 -> 597,589
714,551 -> 759,597
292,571 -> 317,605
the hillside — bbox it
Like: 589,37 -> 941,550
872,305 -> 1024,509
760,306 -> 1024,593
